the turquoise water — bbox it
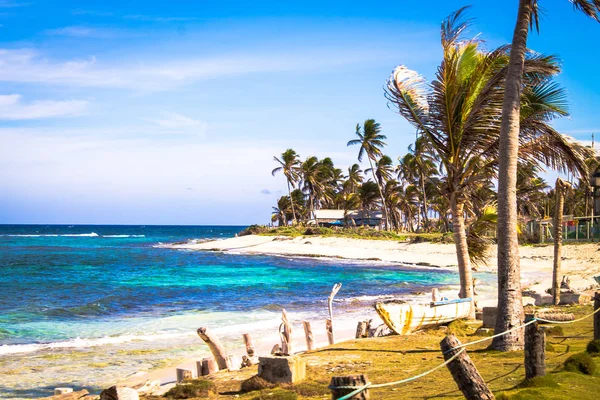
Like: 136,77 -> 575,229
0,225 -> 489,398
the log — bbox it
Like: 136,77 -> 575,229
524,317 -> 546,379
329,374 -> 370,399
535,312 -> 575,322
327,283 -> 342,344
176,368 -> 193,382
197,327 -> 230,370
595,292 -> 600,341
303,320 -> 315,351
326,319 -> 334,345
355,321 -> 368,339
243,333 -> 255,357
440,335 -> 495,400
40,390 -> 89,400
280,309 -> 293,355
199,357 -> 218,376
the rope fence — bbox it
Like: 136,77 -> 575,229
331,303 -> 600,400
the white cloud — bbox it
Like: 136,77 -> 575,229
151,112 -> 207,132
44,26 -> 110,38
0,94 -> 88,120
0,47 -> 398,92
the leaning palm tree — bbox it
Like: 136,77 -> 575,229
348,120 -> 391,230
495,0 -> 600,351
272,149 -> 301,224
385,9 -> 591,310
272,196 -> 292,226
299,156 -> 324,221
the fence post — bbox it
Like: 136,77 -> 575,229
440,335 -> 495,400
594,292 -> 600,341
524,316 -> 545,379
303,321 -> 315,351
243,333 -> 255,358
329,374 -> 370,399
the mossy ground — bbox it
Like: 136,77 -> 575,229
143,305 -> 600,399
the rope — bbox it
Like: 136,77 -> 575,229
332,348 -> 466,400
332,305 -> 600,399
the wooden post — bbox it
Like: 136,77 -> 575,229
440,335 -> 495,400
243,333 -> 255,357
303,320 -> 315,351
326,319 -> 334,345
280,309 -> 293,355
355,321 -> 368,339
327,283 -> 342,344
329,374 -> 370,400
176,368 -> 193,382
524,316 -> 546,379
594,292 -> 600,341
199,357 -> 218,376
197,327 -> 230,370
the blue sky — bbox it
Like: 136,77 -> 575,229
0,0 -> 599,225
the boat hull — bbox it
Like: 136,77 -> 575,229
375,300 -> 473,335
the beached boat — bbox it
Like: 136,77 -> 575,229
375,298 -> 473,335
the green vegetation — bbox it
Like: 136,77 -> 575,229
587,339 -> 600,355
164,379 -> 217,399
564,352 -> 597,375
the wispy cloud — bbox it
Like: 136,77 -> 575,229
151,112 -> 207,132
0,1 -> 30,8
71,9 -> 114,17
0,94 -> 88,120
0,47 -> 398,92
124,14 -> 200,22
44,26 -> 117,38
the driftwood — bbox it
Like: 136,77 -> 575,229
241,355 -> 253,368
327,283 -> 342,344
440,335 -> 495,400
524,317 -> 546,379
40,390 -> 89,400
329,374 -> 370,399
279,309 -> 293,355
197,327 -> 230,370
536,312 -> 575,322
355,321 -> 368,339
176,368 -> 193,382
243,333 -> 255,357
325,319 -> 334,345
303,320 -> 315,350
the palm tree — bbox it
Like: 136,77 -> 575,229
348,120 -> 391,230
272,149 -> 301,224
495,0 -> 600,351
272,196 -> 292,226
357,181 -> 381,225
385,9 -> 591,308
299,156 -> 323,221
344,164 -> 364,194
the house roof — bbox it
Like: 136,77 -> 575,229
313,209 -> 383,220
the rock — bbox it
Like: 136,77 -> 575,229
99,386 -> 139,400
54,388 -> 73,395
522,296 -> 536,306
560,293 -> 591,305
39,390 -> 89,400
258,355 -> 306,384
134,380 -> 161,395
482,307 -> 497,328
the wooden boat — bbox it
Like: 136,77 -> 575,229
375,298 -> 473,335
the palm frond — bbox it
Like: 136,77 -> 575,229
571,0 -> 600,22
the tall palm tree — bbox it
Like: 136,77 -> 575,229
348,120 -> 391,229
344,164 -> 364,194
357,181 -> 381,225
385,8 -> 591,308
272,149 -> 301,224
299,156 -> 323,221
495,0 -> 599,351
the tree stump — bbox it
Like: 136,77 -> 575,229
303,320 -> 315,351
595,292 -> 600,341
355,321 -> 368,339
243,333 -> 255,357
199,357 -> 218,376
329,374 -> 370,399
327,283 -> 342,344
197,327 -> 230,370
524,317 -> 545,379
440,335 -> 494,400
176,368 -> 193,382
280,309 -> 293,355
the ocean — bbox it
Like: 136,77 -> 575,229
0,225 -> 488,398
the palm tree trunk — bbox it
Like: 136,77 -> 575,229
287,181 -> 297,225
368,157 -> 390,230
493,0 -> 530,351
421,172 -> 429,231
450,194 -> 474,305
552,179 -> 567,305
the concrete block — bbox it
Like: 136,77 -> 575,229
100,385 -> 139,400
559,293 -> 591,305
258,355 -> 306,384
482,307 -> 497,328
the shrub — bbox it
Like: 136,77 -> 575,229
239,225 -> 270,236
303,227 -> 334,235
586,339 -> 600,355
164,379 -> 217,399
563,352 -> 596,375
447,319 -> 469,336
